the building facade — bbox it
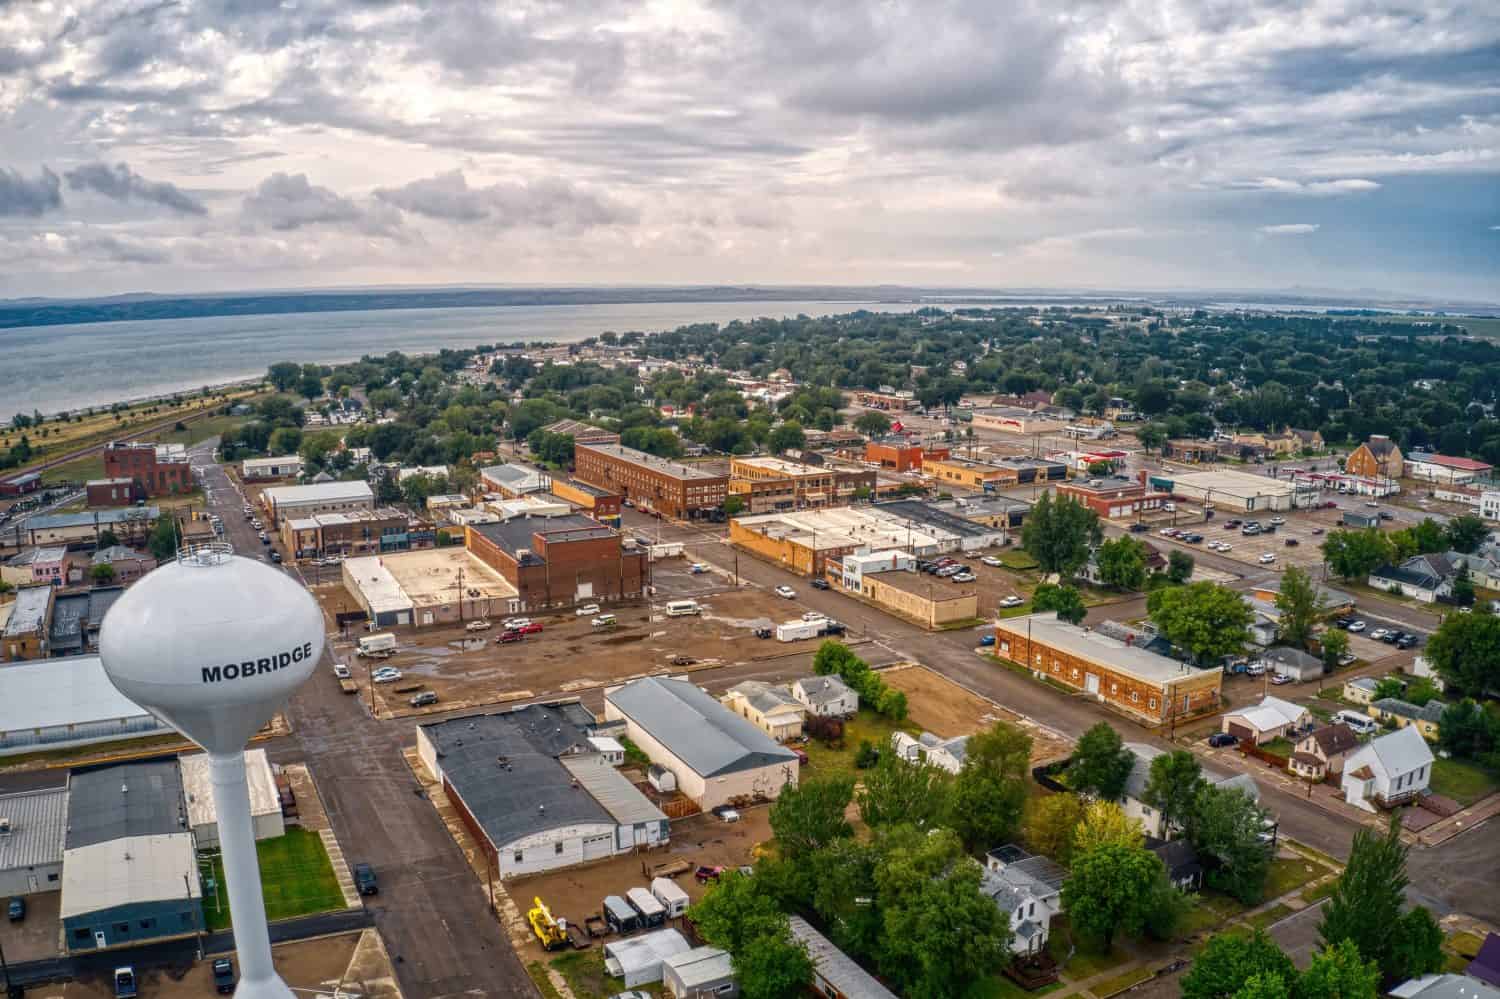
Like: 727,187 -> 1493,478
241,455 -> 304,480
466,515 -> 645,610
865,439 -> 924,472
261,480 -> 375,526
574,444 -> 728,520
1344,435 -> 1404,480
1057,476 -> 1169,519
550,478 -> 624,527
84,478 -> 137,507
101,442 -> 192,497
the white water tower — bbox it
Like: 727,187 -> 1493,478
100,544 -> 324,999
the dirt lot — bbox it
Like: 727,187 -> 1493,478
879,663 -> 1073,763
47,928 -> 400,998
336,580 -> 843,719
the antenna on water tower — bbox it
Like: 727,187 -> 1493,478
99,542 -> 324,999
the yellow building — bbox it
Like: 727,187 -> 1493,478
720,682 -> 805,741
728,456 -> 839,513
1368,698 -> 1442,741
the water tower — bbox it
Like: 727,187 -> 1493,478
100,544 -> 324,999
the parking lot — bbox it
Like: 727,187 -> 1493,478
1151,504 -> 1354,573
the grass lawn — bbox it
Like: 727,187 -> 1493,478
526,963 -> 564,999
1263,855 -> 1334,900
1089,966 -> 1153,997
1429,757 -> 1500,806
1047,921 -> 1132,980
1179,891 -> 1251,939
551,950 -> 662,999
1300,879 -> 1337,905
200,827 -> 344,931
1246,904 -> 1295,932
999,550 -> 1040,571
39,452 -> 105,485
803,708 -> 919,782
962,975 -> 1063,998
1261,737 -> 1295,756
155,414 -> 248,447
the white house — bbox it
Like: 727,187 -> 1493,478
720,681 -> 806,741
1221,695 -> 1312,745
1341,726 -> 1434,812
792,675 -> 859,718
241,455 -> 303,480
1368,554 -> 1456,604
1122,743 -> 1261,839
890,731 -> 969,774
982,846 -> 1067,955
1481,490 -> 1500,523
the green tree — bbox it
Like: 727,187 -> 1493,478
1167,549 -> 1195,584
736,931 -> 813,999
1452,563 -> 1476,607
1424,605 -> 1500,698
768,420 -> 806,454
1023,793 -> 1085,866
1374,677 -> 1406,701
1142,750 -> 1206,837
1408,517 -> 1448,555
1320,628 -> 1349,670
374,470 -> 401,505
1437,699 -> 1500,761
1446,513 -> 1488,554
267,361 -> 300,391
97,528 -> 120,549
1143,869 -> 1191,941
768,776 -> 854,859
1186,783 -> 1274,904
946,722 -> 1031,851
90,562 -> 117,584
525,429 -> 575,467
147,514 -> 178,561
1073,801 -> 1144,854
298,373 -> 324,401
724,494 -> 746,517
268,425 -> 303,456
1021,492 -> 1102,579
689,872 -> 786,955
1387,905 -> 1445,983
1235,972 -> 1293,999
1182,930 -> 1297,999
1069,722 -> 1135,800
1061,840 -> 1165,951
1294,940 -> 1380,999
1321,529 -> 1394,581
1096,536 -> 1148,591
1319,818 -> 1442,979
1137,424 -> 1168,453
810,838 -> 881,956
1030,581 -> 1086,624
854,410 -> 891,437
1274,567 -> 1326,649
1148,581 -> 1253,665
857,755 -> 952,829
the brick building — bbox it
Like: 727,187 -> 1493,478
1056,476 -> 1170,519
1344,435 -> 1403,480
550,478 -> 624,527
85,478 -> 137,507
465,514 -> 646,611
925,455 -> 1068,491
101,442 -> 193,498
992,613 -> 1222,726
728,456 -> 852,514
865,438 -> 924,472
573,444 -> 727,520
280,508 -> 413,558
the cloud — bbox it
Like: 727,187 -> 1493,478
65,162 -> 208,215
1222,178 -> 1381,196
241,173 -> 398,235
0,167 -> 63,217
374,171 -> 637,230
1258,224 -> 1321,235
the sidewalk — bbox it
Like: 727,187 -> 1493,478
1418,791 -> 1500,846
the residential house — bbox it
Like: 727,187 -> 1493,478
1411,655 -> 1446,693
1368,553 -> 1456,603
1122,743 -> 1260,839
1450,545 -> 1500,591
1390,974 -> 1500,999
890,731 -> 969,774
1288,724 -> 1362,781
1260,646 -> 1325,683
1344,435 -> 1404,480
982,846 -> 1068,955
1148,838 -> 1205,891
1369,697 -> 1445,740
720,682 -> 806,741
1341,725 -> 1434,811
1287,429 -> 1325,452
1221,695 -> 1312,745
791,675 -> 859,718
1343,677 -> 1380,705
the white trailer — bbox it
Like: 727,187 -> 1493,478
357,632 -> 397,657
776,619 -> 822,642
651,877 -> 690,919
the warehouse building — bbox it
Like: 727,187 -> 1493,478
280,507 -> 412,558
342,547 -> 519,628
604,676 -> 799,809
992,613 -> 1222,726
873,500 -> 1007,550
416,708 -> 668,879
261,480 -> 374,526
0,787 -> 68,896
14,506 -> 159,548
241,455 -> 304,480
574,444 -> 728,520
179,749 -> 284,848
466,514 -> 645,611
61,760 -> 202,953
730,503 -> 994,576
924,455 -> 1068,491
1145,469 -> 1315,513
0,655 -> 170,755
826,548 -> 978,629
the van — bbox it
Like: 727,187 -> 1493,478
665,600 -> 701,617
357,633 -> 397,657
650,877 -> 689,919
1334,710 -> 1377,735
1162,501 -> 1177,512
591,614 -> 617,629
602,895 -> 638,934
626,886 -> 667,928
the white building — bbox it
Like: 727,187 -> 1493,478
0,655 -> 170,757
981,847 -> 1068,955
1121,743 -> 1260,839
1155,469 -> 1315,512
241,455 -> 303,480
398,465 -> 450,482
262,480 -> 374,525
890,731 -> 969,774
1221,695 -> 1312,745
1342,725 -> 1434,812
1405,453 -> 1493,486
179,749 -> 285,848
662,946 -> 737,998
604,929 -> 692,988
1481,490 -> 1500,523
792,675 -> 859,718
0,787 -> 67,895
604,677 -> 800,809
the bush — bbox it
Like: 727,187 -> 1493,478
855,740 -> 879,769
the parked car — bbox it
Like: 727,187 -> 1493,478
519,622 -> 544,635
576,603 -> 601,616
212,958 -> 235,994
694,865 -> 725,884
936,565 -> 962,578
591,614 -> 617,629
270,551 -> 282,562
1224,519 -> 1243,528
1346,620 -> 1367,632
1268,516 -> 1285,526
689,563 -> 709,574
1181,533 -> 1203,544
1284,538 -> 1299,547
775,585 -> 796,599
1258,553 -> 1276,564
1159,528 -> 1178,537
715,807 -> 740,823
811,577 -> 831,590
1270,673 -> 1293,685
502,617 -> 531,630
320,556 -> 343,567
952,571 -> 976,582
1370,628 -> 1390,641
999,595 -> 1025,608
1380,630 -> 1402,645
497,629 -> 525,643
1365,501 -> 1379,508
1334,616 -> 1354,628
7,897 -> 23,922
981,555 -> 1004,565
466,619 -> 492,632
753,627 -> 773,639
354,863 -> 378,895
978,633 -> 995,647
1129,522 -> 1150,533
409,691 -> 439,707
1207,733 -> 1238,748
1378,511 -> 1394,521
1395,634 -> 1418,649
1245,662 -> 1266,676
1337,652 -> 1357,666
332,663 -> 351,680
1311,527 -> 1325,535
372,668 -> 403,684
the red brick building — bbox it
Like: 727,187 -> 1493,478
865,438 -> 924,472
1056,476 -> 1170,519
86,478 -> 137,507
465,514 -> 646,611
102,442 -> 193,497
573,443 -> 727,520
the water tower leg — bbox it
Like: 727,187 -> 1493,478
209,751 -> 296,999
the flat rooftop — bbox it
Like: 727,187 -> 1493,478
1167,469 -> 1298,497
1061,476 -> 1144,494
263,480 -> 373,505
873,499 -> 997,539
383,548 -> 517,605
2,585 -> 51,637
732,456 -> 828,478
734,507 -> 948,551
26,507 -> 159,530
342,556 -> 414,615
995,612 -> 1207,687
66,759 -> 185,850
471,514 -> 617,559
0,654 -> 158,737
180,749 -> 280,827
579,443 -> 724,481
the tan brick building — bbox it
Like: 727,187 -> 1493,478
465,514 -> 646,611
992,613 -> 1222,725
1344,435 -> 1403,479
574,443 -> 727,520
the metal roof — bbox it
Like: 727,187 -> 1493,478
606,676 -> 798,779
65,759 -> 187,850
995,613 -> 1207,687
788,916 -> 897,999
560,754 -> 667,828
2,585 -> 51,638
179,749 -> 281,829
92,546 -> 148,564
7,547 -> 67,566
421,714 -> 613,850
662,946 -> 734,986
0,654 -> 157,735
26,507 -> 159,531
604,929 -> 692,974
1353,725 -> 1435,779
471,515 -> 615,560
263,480 -> 373,506
1389,974 -> 1500,999
0,787 -> 68,872
60,832 -> 200,918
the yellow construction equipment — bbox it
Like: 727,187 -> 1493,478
528,896 -> 568,951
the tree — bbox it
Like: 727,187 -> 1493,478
1386,905 -> 1445,983
735,931 -> 813,999
1373,677 -> 1405,701
1320,628 -> 1349,670
1023,793 -> 1085,865
1096,536 -> 1148,591
1424,605 -> 1500,698
1086,459 -> 1114,476
268,426 -> 303,456
1069,723 -> 1135,800
267,361 -> 300,391
1186,784 -> 1274,904
1073,800 -> 1144,854
374,470 -> 401,505
147,514 -> 178,561
813,639 -> 861,677
1274,567 -> 1326,650
1143,868 -> 1191,941
1182,930 -> 1297,999
1167,549 -> 1195,584
768,776 -> 854,859
1321,529 -> 1394,581
1452,563 -> 1476,607
768,420 -> 806,454
90,562 -> 116,584
526,429 -> 575,468
724,494 -> 746,517
1446,513 -> 1488,554
1137,423 -> 1168,453
855,410 -> 891,437
97,528 -> 120,549
1319,818 -> 1425,979
1437,699 -> 1500,761
1061,840 -> 1164,951
1236,972 -> 1293,999
1294,940 -> 1380,999
1148,581 -> 1253,665
857,755 -> 952,829
1142,750 -> 1205,837
1030,582 -> 1086,624
298,373 -> 324,401
690,872 -> 787,955
946,722 -> 1031,851
1021,493 -> 1102,579
810,838 -> 881,955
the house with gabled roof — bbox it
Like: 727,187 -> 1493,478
1341,725 -> 1434,811
720,681 -> 805,741
1289,724 -> 1362,781
1369,553 -> 1456,604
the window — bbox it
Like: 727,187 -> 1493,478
1110,683 -> 1118,695
514,850 -> 523,863
74,929 -> 90,942
139,919 -> 155,930
555,842 -> 564,855
1131,692 -> 1140,703
1149,698 -> 1158,710
48,873 -> 58,882
115,923 -> 130,935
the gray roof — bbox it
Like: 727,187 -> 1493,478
7,547 -> 66,566
1348,677 -> 1379,692
1389,974 -> 1500,999
26,507 -> 159,531
263,481 -> 373,506
1264,646 -> 1322,671
788,915 -> 897,999
607,677 -> 798,779
481,463 -> 547,488
471,514 -> 616,564
1124,743 -> 1257,803
1373,698 -> 1446,724
0,787 -> 68,872
499,702 -> 595,757
2,585 -> 51,638
420,714 -> 613,849
980,869 -> 1029,911
662,946 -> 734,987
92,545 -> 148,564
66,760 -> 186,850
1371,554 -> 1456,590
728,680 -> 803,716
1355,724 -> 1436,778
48,592 -> 89,655
88,586 -> 122,626
577,443 -> 723,481
795,675 -> 854,706
872,500 -> 998,539
995,613 -> 1207,687
559,755 -> 667,827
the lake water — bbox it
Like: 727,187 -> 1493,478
0,299 -> 950,415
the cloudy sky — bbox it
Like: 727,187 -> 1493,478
0,0 -> 1496,300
